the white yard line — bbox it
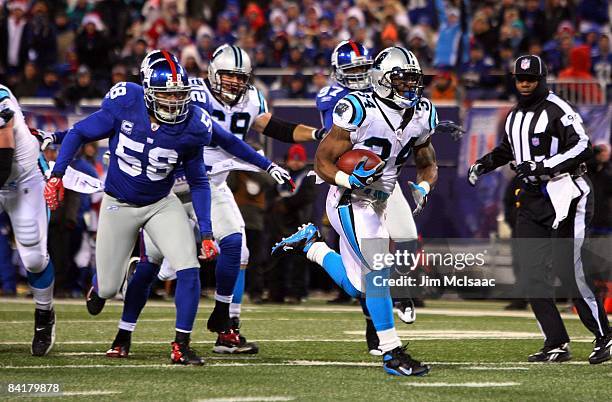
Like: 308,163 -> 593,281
195,397 -> 294,402
62,391 -> 122,396
402,382 -> 520,388
462,366 -> 529,371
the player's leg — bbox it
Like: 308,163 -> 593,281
92,194 -> 145,313
0,212 -> 16,296
555,178 -> 610,364
5,175 -> 56,356
144,193 -> 203,365
107,230 -> 163,358
385,183 -> 418,324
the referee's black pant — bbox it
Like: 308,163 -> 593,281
515,176 -> 610,347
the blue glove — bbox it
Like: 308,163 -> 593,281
408,181 -> 429,215
348,157 -> 385,189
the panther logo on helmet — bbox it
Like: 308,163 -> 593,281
370,46 -> 423,109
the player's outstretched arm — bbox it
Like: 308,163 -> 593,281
211,120 -> 271,170
314,125 -> 353,186
468,134 -> 514,186
0,107 -> 15,187
253,113 -> 324,143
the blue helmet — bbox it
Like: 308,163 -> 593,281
140,50 -> 191,124
331,40 -> 373,90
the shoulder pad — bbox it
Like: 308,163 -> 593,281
101,82 -> 141,114
253,87 -> 268,115
332,94 -> 367,131
190,85 -> 213,114
415,97 -> 438,131
0,86 -> 11,102
188,77 -> 207,87
186,105 -> 213,146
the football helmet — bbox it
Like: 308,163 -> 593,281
331,40 -> 373,90
208,44 -> 252,105
140,50 -> 191,124
371,47 -> 424,108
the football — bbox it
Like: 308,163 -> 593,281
336,149 -> 382,174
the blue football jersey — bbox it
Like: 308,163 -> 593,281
53,82 -> 213,206
315,84 -> 350,131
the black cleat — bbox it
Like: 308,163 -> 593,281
170,341 -> 204,365
32,309 -> 55,357
383,345 -> 430,376
589,334 -> 612,364
86,286 -> 106,315
106,332 -> 131,358
394,299 -> 416,324
528,342 -> 571,362
365,318 -> 382,356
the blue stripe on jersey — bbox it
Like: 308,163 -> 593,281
0,89 -> 9,100
430,102 -> 437,130
338,202 -> 370,269
257,90 -> 266,114
345,95 -> 364,126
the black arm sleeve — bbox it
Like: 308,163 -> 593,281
262,117 -> 299,143
0,148 -> 14,187
477,133 -> 514,174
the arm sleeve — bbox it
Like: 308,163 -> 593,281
542,111 -> 592,174
323,108 -> 334,131
212,120 -> 272,170
52,108 -> 115,175
53,130 -> 68,144
477,132 -> 514,174
183,148 -> 213,236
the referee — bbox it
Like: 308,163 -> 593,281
468,55 -> 611,364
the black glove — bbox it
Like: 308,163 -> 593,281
0,107 -> 14,128
435,120 -> 465,141
515,161 -> 549,180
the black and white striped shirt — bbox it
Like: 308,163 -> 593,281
477,92 -> 592,183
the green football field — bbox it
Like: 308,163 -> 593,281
0,298 -> 610,401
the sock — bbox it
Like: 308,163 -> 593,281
174,268 -> 200,333
27,259 -> 54,311
121,261 -> 159,325
364,268 -> 400,352
175,330 -> 190,344
213,299 -> 230,318
215,233 -> 242,299
115,328 -> 132,342
92,273 -> 98,293
316,248 -> 360,298
377,328 -> 402,353
230,269 -> 245,318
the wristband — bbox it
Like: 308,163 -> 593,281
417,181 -> 430,195
335,171 -> 351,189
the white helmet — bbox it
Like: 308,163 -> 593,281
371,46 -> 424,108
208,44 -> 253,105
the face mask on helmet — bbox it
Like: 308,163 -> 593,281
334,60 -> 373,90
212,70 -> 251,105
145,86 -> 191,124
382,69 -> 423,108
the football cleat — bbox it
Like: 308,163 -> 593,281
383,345 -> 430,376
170,341 -> 204,365
31,308 -> 55,357
106,333 -> 131,358
86,286 -> 106,316
365,318 -> 382,356
394,299 -> 416,324
589,334 -> 612,364
217,317 -> 260,354
271,223 -> 322,257
528,342 -> 571,362
213,328 -> 259,354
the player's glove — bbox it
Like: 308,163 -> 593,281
435,120 -> 465,141
267,162 -> 296,192
312,127 -> 327,141
44,175 -> 64,211
408,181 -> 430,215
199,235 -> 219,261
467,163 -> 484,186
515,161 -> 549,180
348,157 -> 385,189
29,127 -> 56,151
0,107 -> 14,128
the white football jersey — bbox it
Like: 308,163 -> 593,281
0,85 -> 40,187
198,80 -> 268,170
332,91 -> 438,195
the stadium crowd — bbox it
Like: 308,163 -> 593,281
0,0 -> 609,103
0,0 -> 610,303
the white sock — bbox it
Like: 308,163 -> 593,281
306,242 -> 333,266
377,328 -> 402,353
31,282 -> 54,311
118,320 -> 136,332
229,303 -> 241,318
214,292 -> 233,304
